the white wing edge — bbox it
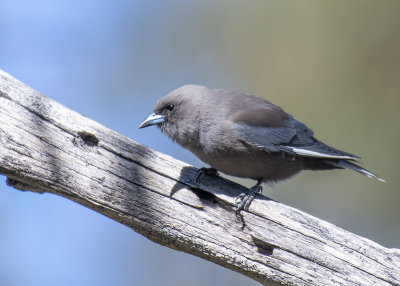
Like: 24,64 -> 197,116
289,147 -> 357,160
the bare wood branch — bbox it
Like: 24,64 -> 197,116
0,70 -> 399,286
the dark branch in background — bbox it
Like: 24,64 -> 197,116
0,70 -> 399,286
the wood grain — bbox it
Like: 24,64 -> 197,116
0,70 -> 399,285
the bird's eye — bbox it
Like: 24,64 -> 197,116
165,104 -> 175,111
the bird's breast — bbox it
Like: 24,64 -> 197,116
187,144 -> 304,182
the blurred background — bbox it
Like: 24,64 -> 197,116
0,0 -> 399,285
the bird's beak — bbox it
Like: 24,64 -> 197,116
139,112 -> 165,129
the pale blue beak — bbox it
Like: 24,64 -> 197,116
139,113 -> 165,128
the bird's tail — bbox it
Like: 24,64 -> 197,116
324,159 -> 386,182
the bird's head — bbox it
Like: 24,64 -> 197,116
139,85 -> 209,146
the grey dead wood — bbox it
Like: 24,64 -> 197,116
0,70 -> 399,286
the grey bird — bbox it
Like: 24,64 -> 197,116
139,85 -> 384,212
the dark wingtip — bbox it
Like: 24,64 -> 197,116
326,159 -> 386,182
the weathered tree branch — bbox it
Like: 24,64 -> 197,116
0,70 -> 399,285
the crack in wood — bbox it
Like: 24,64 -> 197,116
251,235 -> 275,256
77,131 -> 99,146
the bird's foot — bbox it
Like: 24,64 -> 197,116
195,167 -> 219,183
235,180 -> 263,214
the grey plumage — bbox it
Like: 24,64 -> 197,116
140,85 -> 384,210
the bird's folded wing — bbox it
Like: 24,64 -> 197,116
235,117 -> 359,160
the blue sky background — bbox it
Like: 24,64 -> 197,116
1,1 -> 399,285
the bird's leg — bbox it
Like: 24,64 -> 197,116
195,167 -> 219,183
235,179 -> 263,213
